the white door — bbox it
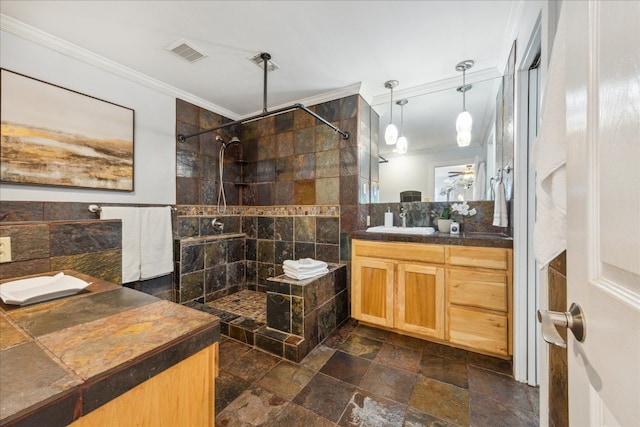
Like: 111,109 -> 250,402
565,1 -> 640,426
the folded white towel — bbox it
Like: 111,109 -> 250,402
492,179 -> 509,227
100,206 -> 141,283
532,7 -> 568,267
283,258 -> 328,271
140,206 -> 174,280
283,265 -> 329,280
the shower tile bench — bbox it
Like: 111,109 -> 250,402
187,263 -> 348,362
259,263 -> 348,361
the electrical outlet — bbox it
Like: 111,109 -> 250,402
366,215 -> 371,226
0,237 -> 12,263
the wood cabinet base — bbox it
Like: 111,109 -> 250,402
70,343 -> 218,427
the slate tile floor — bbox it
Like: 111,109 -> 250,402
216,319 -> 539,426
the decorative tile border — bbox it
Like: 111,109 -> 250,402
176,205 -> 340,217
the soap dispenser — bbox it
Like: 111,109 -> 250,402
384,208 -> 394,227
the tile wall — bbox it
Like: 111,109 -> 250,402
0,202 -> 174,300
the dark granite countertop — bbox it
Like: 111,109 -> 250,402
351,230 -> 513,249
0,271 -> 220,427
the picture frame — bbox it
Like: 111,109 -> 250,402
0,68 -> 135,191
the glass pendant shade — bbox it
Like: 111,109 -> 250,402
385,123 -> 398,145
457,130 -> 471,147
456,110 -> 473,133
396,136 -> 408,154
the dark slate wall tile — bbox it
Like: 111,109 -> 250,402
257,240 -> 275,264
294,153 -> 315,180
51,250 -> 121,284
245,238 -> 257,261
276,131 -> 294,156
335,289 -> 348,325
0,201 -> 43,222
44,202 -> 95,221
316,150 -> 339,178
318,300 -> 336,342
181,245 -> 204,274
267,293 -> 291,333
291,296 -> 304,336
226,261 -> 245,287
258,217 -> 275,240
0,224 -> 50,262
49,222 -> 121,257
242,216 -> 257,238
316,244 -> 339,264
178,217 -> 199,238
316,99 -> 340,123
0,258 -> 50,280
275,241 -> 294,264
275,156 -> 294,182
176,177 -> 199,205
257,160 -> 275,183
275,112 -> 294,133
340,95 -> 358,120
275,217 -> 293,241
295,242 -> 316,260
205,241 -> 226,268
295,217 -> 316,242
205,265 -> 227,293
180,271 -> 204,302
274,181 -> 294,205
227,238 -> 245,263
316,217 -> 339,244
176,150 -> 201,178
316,125 -> 339,153
256,183 -> 274,206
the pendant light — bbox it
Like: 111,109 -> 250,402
396,99 -> 408,154
384,80 -> 399,145
455,60 -> 474,147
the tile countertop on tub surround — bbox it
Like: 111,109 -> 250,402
351,230 -> 513,249
0,271 -> 220,427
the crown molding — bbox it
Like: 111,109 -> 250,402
0,14 -> 241,120
369,67 -> 501,107
239,82 -> 362,119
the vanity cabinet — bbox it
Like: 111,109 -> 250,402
351,239 -> 512,357
351,240 -> 445,340
445,246 -> 512,356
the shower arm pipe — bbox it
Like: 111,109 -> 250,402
176,103 -> 349,143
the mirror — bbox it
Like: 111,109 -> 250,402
371,77 -> 505,203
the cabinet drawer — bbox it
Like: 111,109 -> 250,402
445,246 -> 510,270
448,269 -> 507,312
353,240 -> 444,264
448,306 -> 508,356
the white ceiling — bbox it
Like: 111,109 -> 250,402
0,0 -> 524,153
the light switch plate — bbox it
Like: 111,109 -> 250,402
0,236 -> 12,263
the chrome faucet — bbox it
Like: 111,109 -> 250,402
399,208 -> 407,228
212,218 -> 224,232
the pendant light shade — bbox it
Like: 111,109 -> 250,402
396,136 -> 408,154
456,110 -> 473,133
384,80 -> 399,145
455,60 -> 474,147
396,98 -> 409,154
457,131 -> 471,147
385,123 -> 398,145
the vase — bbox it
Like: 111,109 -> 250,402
437,219 -> 452,233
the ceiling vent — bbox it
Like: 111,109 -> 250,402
165,39 -> 206,63
248,52 -> 279,72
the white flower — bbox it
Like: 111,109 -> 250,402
451,202 -> 477,217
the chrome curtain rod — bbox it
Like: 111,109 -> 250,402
177,53 -> 350,143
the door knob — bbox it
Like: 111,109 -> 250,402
537,303 -> 586,348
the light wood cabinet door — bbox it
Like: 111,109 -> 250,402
352,258 -> 395,328
448,306 -> 508,356
396,263 -> 445,339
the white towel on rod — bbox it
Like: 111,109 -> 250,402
492,178 -> 509,227
140,206 -> 174,280
100,206 -> 141,283
532,7 -> 568,267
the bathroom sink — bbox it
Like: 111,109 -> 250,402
366,226 -> 436,235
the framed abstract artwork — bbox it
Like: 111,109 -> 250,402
0,69 -> 134,191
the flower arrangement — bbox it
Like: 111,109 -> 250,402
450,201 -> 477,217
439,175 -> 475,198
